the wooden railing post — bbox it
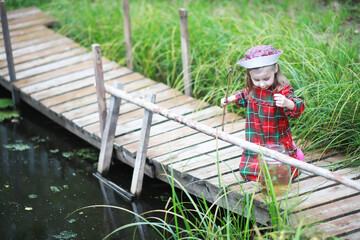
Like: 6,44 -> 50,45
130,93 -> 156,196
97,82 -> 124,174
122,0 -> 133,70
92,44 -> 107,137
0,0 -> 20,107
179,8 -> 192,97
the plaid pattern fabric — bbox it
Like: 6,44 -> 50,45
234,85 -> 305,180
241,45 -> 282,61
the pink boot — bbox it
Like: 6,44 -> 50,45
293,141 -> 304,161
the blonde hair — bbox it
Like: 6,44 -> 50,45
245,64 -> 289,99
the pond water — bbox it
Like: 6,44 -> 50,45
0,95 -> 171,239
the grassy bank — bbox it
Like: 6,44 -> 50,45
7,0 -> 360,165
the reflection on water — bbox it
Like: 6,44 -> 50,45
0,105 -> 167,239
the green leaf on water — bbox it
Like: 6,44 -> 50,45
50,186 -> 61,193
25,207 -> 33,211
62,152 -> 73,158
0,98 -> 13,108
28,194 -> 38,199
63,185 -> 69,189
67,219 -> 76,223
53,230 -> 77,239
50,149 -> 59,153
4,144 -> 30,151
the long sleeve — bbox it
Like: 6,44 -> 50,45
280,85 -> 305,118
233,89 -> 248,107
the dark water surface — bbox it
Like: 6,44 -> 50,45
0,98 -> 170,239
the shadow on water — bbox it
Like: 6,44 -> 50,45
0,90 -> 171,239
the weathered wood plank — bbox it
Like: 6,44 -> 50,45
0,37 -> 74,61
130,93 -> 156,196
114,106 -> 222,147
290,193 -> 360,226
124,112 -> 242,154
0,47 -> 87,75
5,16 -> 57,32
307,211 -> 360,238
21,58 -> 114,94
97,82 -> 123,174
0,27 -> 53,46
152,131 -> 246,165
41,72 -> 145,107
3,9 -> 48,26
71,85 -> 177,127
32,65 -> 129,101
0,42 -> 80,68
0,31 -> 60,53
59,83 -> 169,120
4,7 -> 41,21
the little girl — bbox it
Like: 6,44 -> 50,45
221,45 -> 305,181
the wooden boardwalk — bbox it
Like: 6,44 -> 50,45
1,7 -> 360,239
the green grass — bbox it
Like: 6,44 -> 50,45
7,0 -> 360,165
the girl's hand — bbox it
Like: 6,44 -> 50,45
221,95 -> 236,108
274,94 -> 295,110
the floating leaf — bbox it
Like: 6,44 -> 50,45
30,136 -> 47,143
67,219 -> 76,223
62,152 -> 73,158
25,207 -> 33,211
53,230 -> 77,239
50,149 -> 59,153
4,144 -> 30,151
50,186 -> 61,193
63,185 -> 69,189
0,111 -> 19,122
28,194 -> 38,199
4,185 -> 9,188
0,98 -> 13,108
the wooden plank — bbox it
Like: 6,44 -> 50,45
14,52 -> 93,81
114,106 -> 223,147
151,131 -> 246,165
0,28 -> 53,45
0,25 -> 46,40
341,230 -> 360,240
14,59 -> 95,88
6,16 -> 57,32
5,7 -> 41,21
97,82 -> 123,174
32,65 -> 129,101
0,37 -> 74,61
83,94 -> 197,135
290,193 -> 360,226
70,85 -> 177,127
0,47 -> 87,75
0,42 -> 80,68
173,145 -> 243,174
41,72 -> 145,107
307,211 -> 360,238
20,58 -> 114,94
122,0 -> 133,70
130,93 -> 156,196
148,121 -> 245,160
124,112 -> 242,153
0,31 -> 60,53
59,82 -> 168,120
4,10 -> 48,26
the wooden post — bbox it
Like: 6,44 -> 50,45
0,0 -> 20,107
92,44 -> 107,137
122,0 -> 133,70
179,8 -> 192,97
130,93 -> 156,196
97,82 -> 124,174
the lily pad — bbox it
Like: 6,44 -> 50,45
53,230 -> 77,239
4,144 -> 30,151
50,186 -> 61,193
28,194 -> 38,199
50,149 -> 59,153
67,219 -> 76,223
62,152 -> 74,158
25,207 -> 33,211
0,98 -> 13,108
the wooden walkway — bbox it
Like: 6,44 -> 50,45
1,7 -> 360,239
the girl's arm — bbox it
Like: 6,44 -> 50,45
274,94 -> 295,110
221,89 -> 248,108
221,95 -> 236,107
275,85 -> 305,118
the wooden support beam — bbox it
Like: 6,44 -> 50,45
179,8 -> 192,97
122,0 -> 133,70
130,93 -> 156,196
0,0 -> 20,107
92,44 -> 107,137
97,82 -> 124,174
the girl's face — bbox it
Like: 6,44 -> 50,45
249,65 -> 278,89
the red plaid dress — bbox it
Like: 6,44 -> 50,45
234,85 -> 305,181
